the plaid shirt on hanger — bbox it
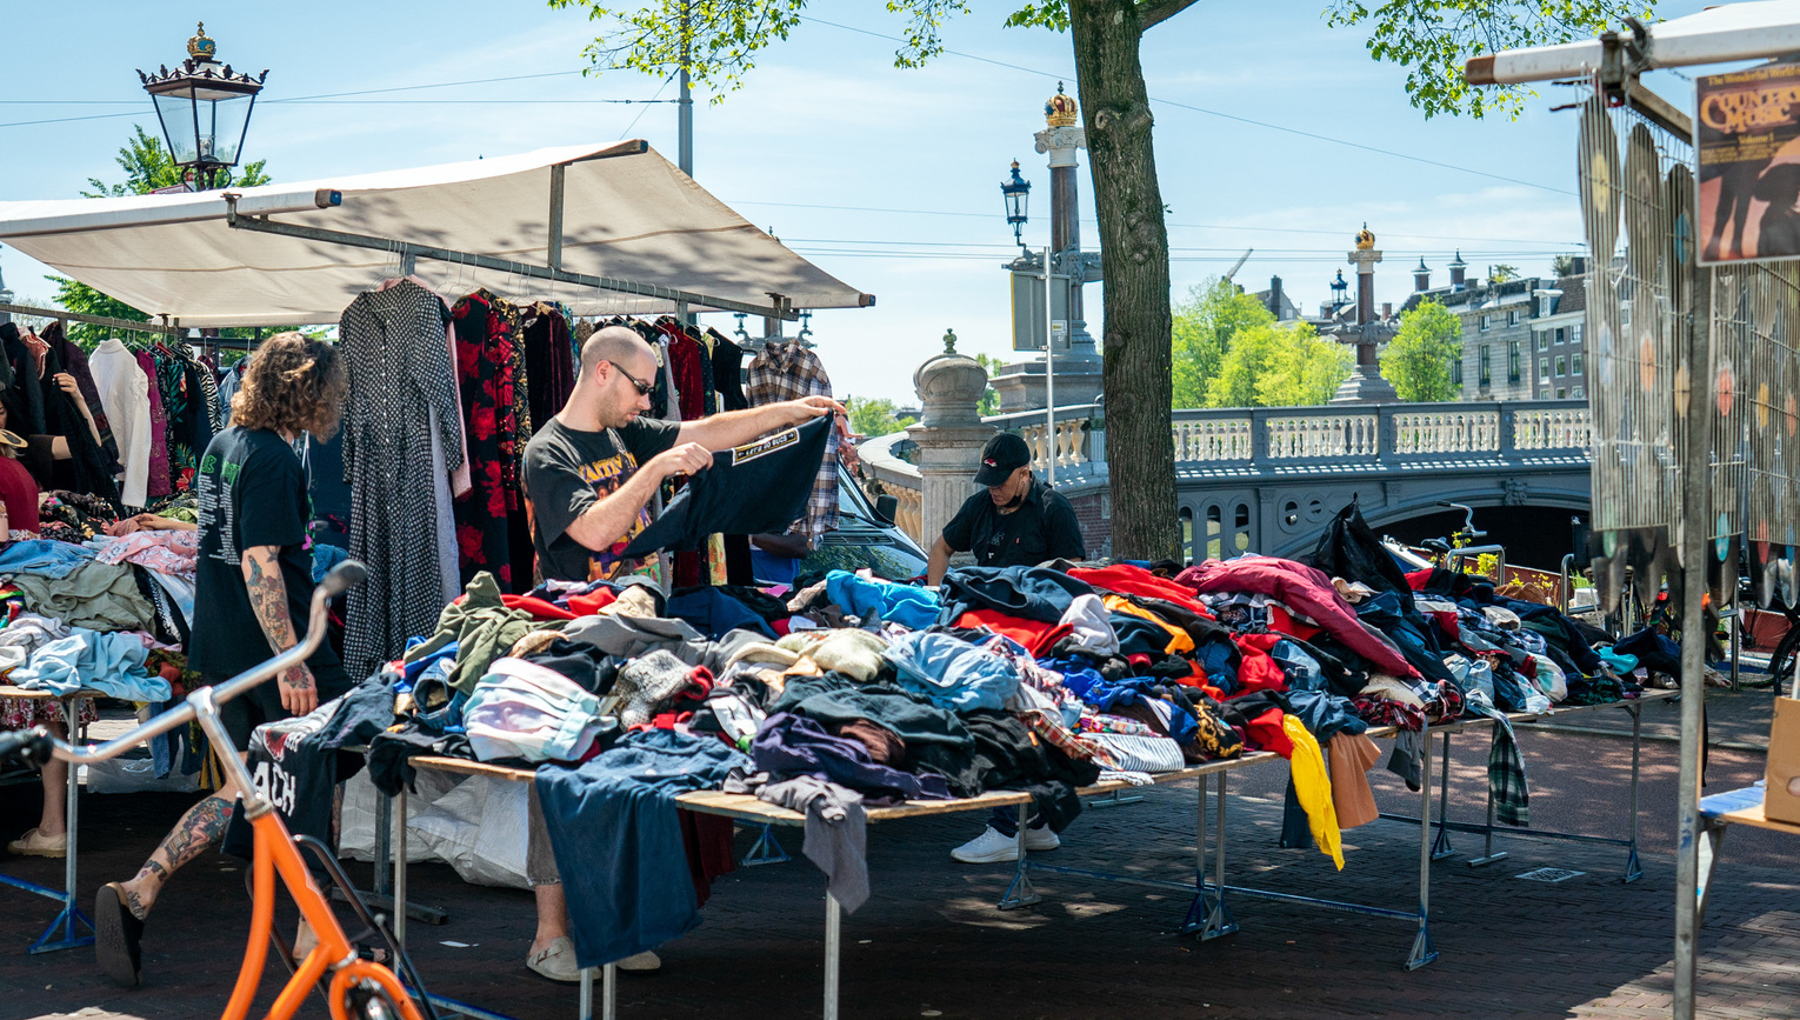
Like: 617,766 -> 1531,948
745,338 -> 838,541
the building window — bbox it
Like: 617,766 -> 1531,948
1509,309 -> 1521,326
1540,357 -> 1551,381
1508,341 -> 1521,383
1573,322 -> 1584,343
1479,346 -> 1492,385
1555,355 -> 1567,377
1541,389 -> 1552,399
1571,385 -> 1585,398
1555,327 -> 1567,344
1571,353 -> 1584,376
1451,356 -> 1463,386
1557,387 -> 1567,398
1479,314 -> 1492,331
1537,330 -> 1550,351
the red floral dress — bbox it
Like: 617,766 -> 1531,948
451,291 -> 526,590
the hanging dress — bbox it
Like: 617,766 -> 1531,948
451,290 -> 526,590
339,280 -> 464,679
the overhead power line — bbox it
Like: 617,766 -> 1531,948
798,15 -> 1571,196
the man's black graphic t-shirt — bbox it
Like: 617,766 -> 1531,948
188,426 -> 343,680
523,416 -> 679,582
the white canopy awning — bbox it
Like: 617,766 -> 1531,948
0,140 -> 873,328
1467,0 -> 1800,86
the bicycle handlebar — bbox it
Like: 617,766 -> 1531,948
3,559 -> 367,769
0,726 -> 49,766
1434,500 -> 1488,541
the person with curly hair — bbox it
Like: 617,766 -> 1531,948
94,333 -> 350,987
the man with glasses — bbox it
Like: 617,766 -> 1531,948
518,323 -> 840,981
525,325 -> 840,585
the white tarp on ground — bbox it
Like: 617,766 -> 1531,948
0,140 -> 872,328
1467,0 -> 1800,85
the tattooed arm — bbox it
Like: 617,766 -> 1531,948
242,544 -> 316,715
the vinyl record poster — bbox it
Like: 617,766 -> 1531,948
1696,61 -> 1800,264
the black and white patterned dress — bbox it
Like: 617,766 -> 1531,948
339,281 -> 463,678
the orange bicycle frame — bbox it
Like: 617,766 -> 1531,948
219,807 -> 425,1020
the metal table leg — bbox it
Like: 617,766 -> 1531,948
9,695 -> 96,953
1431,731 -> 1457,860
998,802 -> 1040,910
1407,725 -> 1439,971
577,964 -> 616,1020
395,788 -> 408,948
1181,771 -> 1237,940
1087,788 -> 1145,809
1624,704 -> 1644,883
740,822 -> 792,867
375,792 -> 392,899
824,892 -> 841,1020
1467,729 -> 1509,869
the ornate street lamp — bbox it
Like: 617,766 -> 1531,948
1001,160 -> 1031,249
138,23 -> 267,192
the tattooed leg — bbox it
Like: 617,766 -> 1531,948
118,757 -> 246,921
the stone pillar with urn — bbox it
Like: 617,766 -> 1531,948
906,332 -> 997,563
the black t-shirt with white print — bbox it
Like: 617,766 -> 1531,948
187,426 -> 343,681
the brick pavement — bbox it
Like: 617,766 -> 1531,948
4,721 -> 1800,1020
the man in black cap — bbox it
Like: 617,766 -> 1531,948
927,431 -> 1086,586
929,432 -> 1089,863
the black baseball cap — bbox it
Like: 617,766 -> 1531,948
973,432 -> 1032,487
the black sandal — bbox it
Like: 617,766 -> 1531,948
95,882 -> 144,987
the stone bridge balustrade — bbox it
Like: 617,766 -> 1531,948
858,398 -> 1592,556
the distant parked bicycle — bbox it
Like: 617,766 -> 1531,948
1419,501 -> 1493,575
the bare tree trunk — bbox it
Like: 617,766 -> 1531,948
1069,0 -> 1176,560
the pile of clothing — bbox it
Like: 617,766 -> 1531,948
271,505 -> 1647,970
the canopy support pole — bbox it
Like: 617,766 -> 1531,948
222,197 -> 796,321
548,164 -> 566,274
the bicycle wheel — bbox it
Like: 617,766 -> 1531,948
1759,626 -> 1800,691
343,980 -> 404,1020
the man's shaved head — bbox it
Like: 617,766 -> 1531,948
580,325 -> 656,377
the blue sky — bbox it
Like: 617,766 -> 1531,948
0,0 -> 1720,402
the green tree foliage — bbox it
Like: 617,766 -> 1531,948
1382,301 -> 1462,402
52,127 -> 273,348
1324,0 -> 1655,119
972,352 -> 1004,417
80,126 -> 270,198
1551,253 -> 1578,277
1487,264 -> 1520,285
1205,321 -> 1350,408
1171,278 -> 1273,408
845,395 -> 918,438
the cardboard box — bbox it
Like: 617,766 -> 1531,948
1765,697 -> 1800,824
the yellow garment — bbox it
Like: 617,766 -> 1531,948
1100,595 -> 1195,654
1283,715 -> 1344,870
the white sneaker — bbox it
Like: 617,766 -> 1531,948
950,825 -> 1060,864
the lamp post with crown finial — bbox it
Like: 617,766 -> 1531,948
992,84 -> 1105,416
1032,82 -> 1099,367
1324,224 -> 1399,403
138,23 -> 267,192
